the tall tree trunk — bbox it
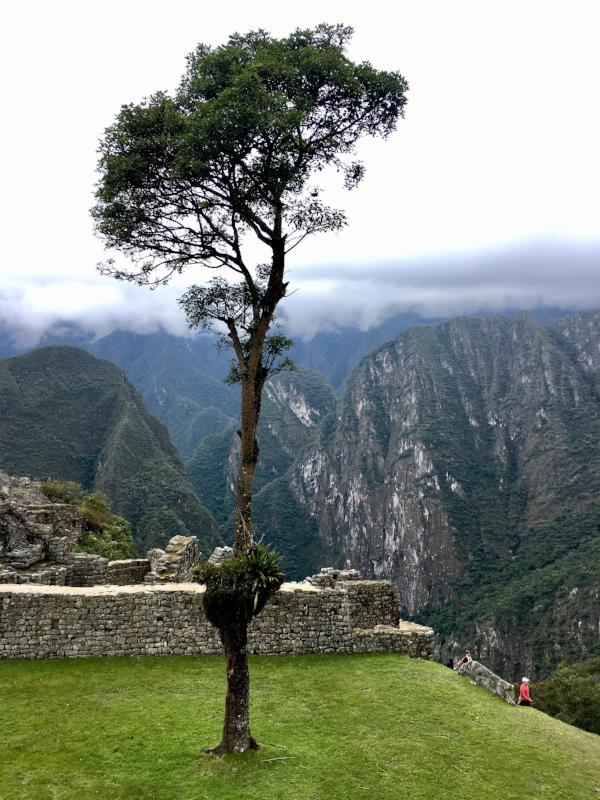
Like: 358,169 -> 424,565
234,365 -> 262,554
208,363 -> 261,754
212,277 -> 282,754
204,624 -> 258,755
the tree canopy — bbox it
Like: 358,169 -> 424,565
92,23 -> 407,283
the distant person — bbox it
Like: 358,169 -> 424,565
457,651 -> 472,667
519,677 -> 531,706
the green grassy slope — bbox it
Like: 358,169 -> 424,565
0,345 -> 221,555
1,654 -> 599,800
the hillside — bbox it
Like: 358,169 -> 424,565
89,330 -> 239,459
0,345 -> 221,555
282,311 -> 600,678
2,653 -> 600,799
186,366 -> 336,579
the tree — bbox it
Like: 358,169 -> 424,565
534,660 -> 600,735
92,23 -> 408,755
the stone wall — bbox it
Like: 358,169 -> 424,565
144,536 -> 200,584
345,581 -> 398,629
106,559 -> 151,586
457,659 -> 516,705
65,554 -> 109,587
352,623 -> 435,658
0,582 -> 434,661
0,564 -> 68,586
0,473 -> 196,590
0,554 -> 153,588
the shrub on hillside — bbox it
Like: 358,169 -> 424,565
534,660 -> 600,735
41,479 -> 84,505
41,479 -> 137,560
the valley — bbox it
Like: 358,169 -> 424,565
1,308 -> 599,679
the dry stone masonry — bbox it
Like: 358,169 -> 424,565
207,546 -> 234,565
0,473 -> 434,662
144,536 -> 200,584
0,568 -> 433,661
0,472 -> 197,588
1,473 -> 83,584
457,659 -> 516,705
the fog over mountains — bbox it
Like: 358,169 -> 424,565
1,238 -> 598,354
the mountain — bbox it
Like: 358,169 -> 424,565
186,365 -> 337,579
281,310 -> 600,679
87,310 -> 599,674
287,308 -> 575,393
287,312 -> 446,392
89,330 -> 239,460
0,345 -> 221,555
2,308 -> 597,678
0,307 -> 573,452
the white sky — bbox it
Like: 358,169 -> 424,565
1,0 -> 599,344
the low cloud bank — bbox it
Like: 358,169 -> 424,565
0,280 -> 189,348
280,238 -> 600,338
1,238 -> 599,348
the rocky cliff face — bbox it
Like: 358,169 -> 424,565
187,366 -> 336,521
288,311 -> 600,631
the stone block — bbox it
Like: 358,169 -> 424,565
457,659 -> 516,704
144,537 -> 201,583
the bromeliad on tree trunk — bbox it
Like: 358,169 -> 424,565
92,23 -> 408,754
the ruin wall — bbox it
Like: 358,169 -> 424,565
0,582 -> 433,661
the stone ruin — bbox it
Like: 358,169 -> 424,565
0,566 -> 435,661
145,536 -> 201,584
457,658 -> 516,705
305,566 -> 363,588
0,472 -> 198,587
0,472 -> 435,663
207,545 -> 233,565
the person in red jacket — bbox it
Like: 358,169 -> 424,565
457,651 -> 472,668
519,677 -> 531,706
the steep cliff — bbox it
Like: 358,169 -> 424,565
286,311 -> 600,677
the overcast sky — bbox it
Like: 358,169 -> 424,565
1,0 -> 599,345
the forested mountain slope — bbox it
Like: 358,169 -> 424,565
0,308 -> 569,456
89,330 -> 239,459
285,310 -> 600,678
186,366 -> 336,579
0,346 -> 221,555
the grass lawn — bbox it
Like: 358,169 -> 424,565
1,653 -> 599,800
